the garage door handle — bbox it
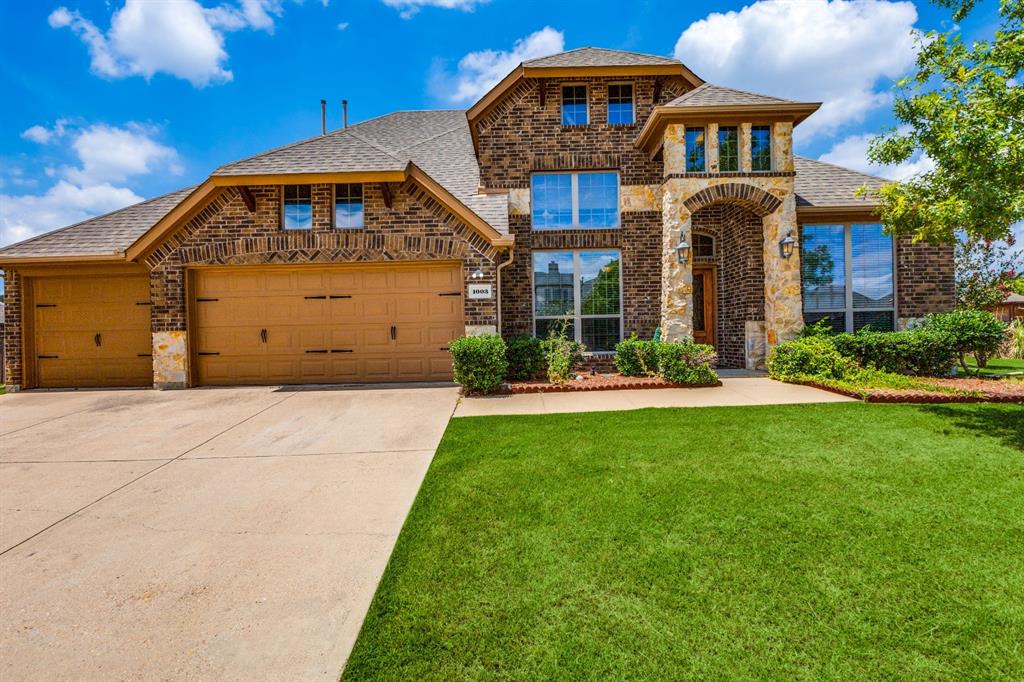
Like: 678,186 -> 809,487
196,298 -> 219,303
390,325 -> 396,340
330,349 -> 354,353
439,292 -> 462,297
38,355 -> 59,359
137,353 -> 152,358
304,295 -> 327,300
329,295 -> 352,299
136,301 -> 152,306
260,328 -> 268,343
198,352 -> 220,356
440,347 -> 450,352
305,349 -> 329,354
94,333 -> 102,347
36,303 -> 57,308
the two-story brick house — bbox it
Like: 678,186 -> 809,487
0,48 -> 954,390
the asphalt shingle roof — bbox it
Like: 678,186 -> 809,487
0,187 -> 194,259
524,47 -> 681,68
665,83 -> 798,108
794,156 -> 886,208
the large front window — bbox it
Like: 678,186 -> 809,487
801,223 -> 895,332
533,250 -> 622,351
531,172 -> 619,229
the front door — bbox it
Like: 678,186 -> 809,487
692,266 -> 716,348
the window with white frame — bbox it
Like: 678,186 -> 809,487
334,183 -> 363,228
282,185 -> 312,230
561,85 -> 588,126
607,84 -> 634,125
801,223 -> 895,332
531,171 -> 619,229
533,249 -> 622,352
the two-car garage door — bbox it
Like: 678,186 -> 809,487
192,263 -> 464,385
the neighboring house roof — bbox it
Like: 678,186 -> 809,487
0,187 -> 195,260
523,47 -> 682,68
664,83 -> 798,108
794,156 -> 887,210
1003,293 -> 1024,303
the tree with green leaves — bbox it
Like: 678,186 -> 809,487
863,0 -> 1023,244
954,234 -> 1020,308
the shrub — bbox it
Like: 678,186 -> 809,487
799,318 -> 838,338
830,328 -> 955,376
540,321 -> 584,384
921,309 -> 1007,371
505,335 -> 545,381
449,334 -> 508,394
614,334 -> 659,377
656,340 -> 719,385
767,336 -> 858,381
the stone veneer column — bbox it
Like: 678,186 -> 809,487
707,123 -> 719,173
739,122 -> 753,173
761,190 -> 803,349
153,331 -> 188,389
773,121 -> 794,172
660,123 -> 693,341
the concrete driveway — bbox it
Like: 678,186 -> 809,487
0,385 -> 458,681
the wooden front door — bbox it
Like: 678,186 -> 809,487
691,266 -> 716,348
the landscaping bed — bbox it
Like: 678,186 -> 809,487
499,372 -> 720,394
799,375 -> 1024,403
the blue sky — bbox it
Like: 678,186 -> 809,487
0,0 -> 1017,253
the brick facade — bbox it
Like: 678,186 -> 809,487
144,180 -> 502,336
896,238 -> 956,320
691,205 -> 766,368
2,269 -> 22,388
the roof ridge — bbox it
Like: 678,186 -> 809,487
708,83 -> 796,103
0,185 -> 195,254
395,122 -> 469,154
796,154 -> 888,184
343,127 -> 404,161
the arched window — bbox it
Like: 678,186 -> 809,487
693,233 -> 715,260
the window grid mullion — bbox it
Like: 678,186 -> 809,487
844,224 -> 854,332
571,174 -> 579,226
573,250 -> 583,344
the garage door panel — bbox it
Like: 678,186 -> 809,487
32,275 -> 151,388
193,263 -> 463,385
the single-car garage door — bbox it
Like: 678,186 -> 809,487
32,275 -> 152,388
192,262 -> 464,385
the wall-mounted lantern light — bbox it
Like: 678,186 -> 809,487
471,268 -> 485,279
779,232 -> 797,259
675,237 -> 690,264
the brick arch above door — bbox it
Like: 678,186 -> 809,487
682,182 -> 782,217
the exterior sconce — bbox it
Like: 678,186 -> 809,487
779,232 -> 797,259
675,238 -> 690,264
471,268 -> 484,279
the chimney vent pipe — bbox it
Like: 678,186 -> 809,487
320,99 -> 326,135
342,100 -> 348,129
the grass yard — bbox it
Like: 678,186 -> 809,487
343,403 -> 1024,680
965,357 -> 1024,377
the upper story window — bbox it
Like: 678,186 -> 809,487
686,127 -> 706,172
718,126 -> 739,172
531,172 -> 619,230
801,223 -> 895,332
561,85 -> 588,126
607,84 -> 634,125
334,183 -> 364,229
282,185 -> 312,230
751,125 -> 772,171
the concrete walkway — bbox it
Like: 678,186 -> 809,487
454,377 -> 853,417
0,385 -> 459,681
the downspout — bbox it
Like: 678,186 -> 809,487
495,245 -> 515,336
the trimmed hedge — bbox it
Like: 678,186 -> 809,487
614,334 -> 659,377
768,336 -> 858,381
830,329 -> 955,376
657,340 -> 718,384
505,335 -> 545,381
449,334 -> 508,394
920,309 -> 1006,371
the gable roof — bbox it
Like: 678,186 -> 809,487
523,47 -> 683,69
0,187 -> 195,261
665,83 -> 799,108
794,156 -> 887,210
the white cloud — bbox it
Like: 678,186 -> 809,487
64,123 -> 181,185
48,0 -> 299,87
1,182 -> 143,247
0,122 -> 181,247
819,130 -> 934,180
337,21 -> 349,30
674,0 -> 919,141
382,0 -> 488,19
20,119 -> 69,145
437,27 -> 564,104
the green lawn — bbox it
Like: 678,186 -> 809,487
965,357 -> 1024,377
344,403 -> 1024,680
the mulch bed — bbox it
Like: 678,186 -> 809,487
804,376 -> 1024,404
497,373 -> 720,395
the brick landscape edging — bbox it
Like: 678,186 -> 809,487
796,380 -> 1024,404
495,377 -> 722,395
